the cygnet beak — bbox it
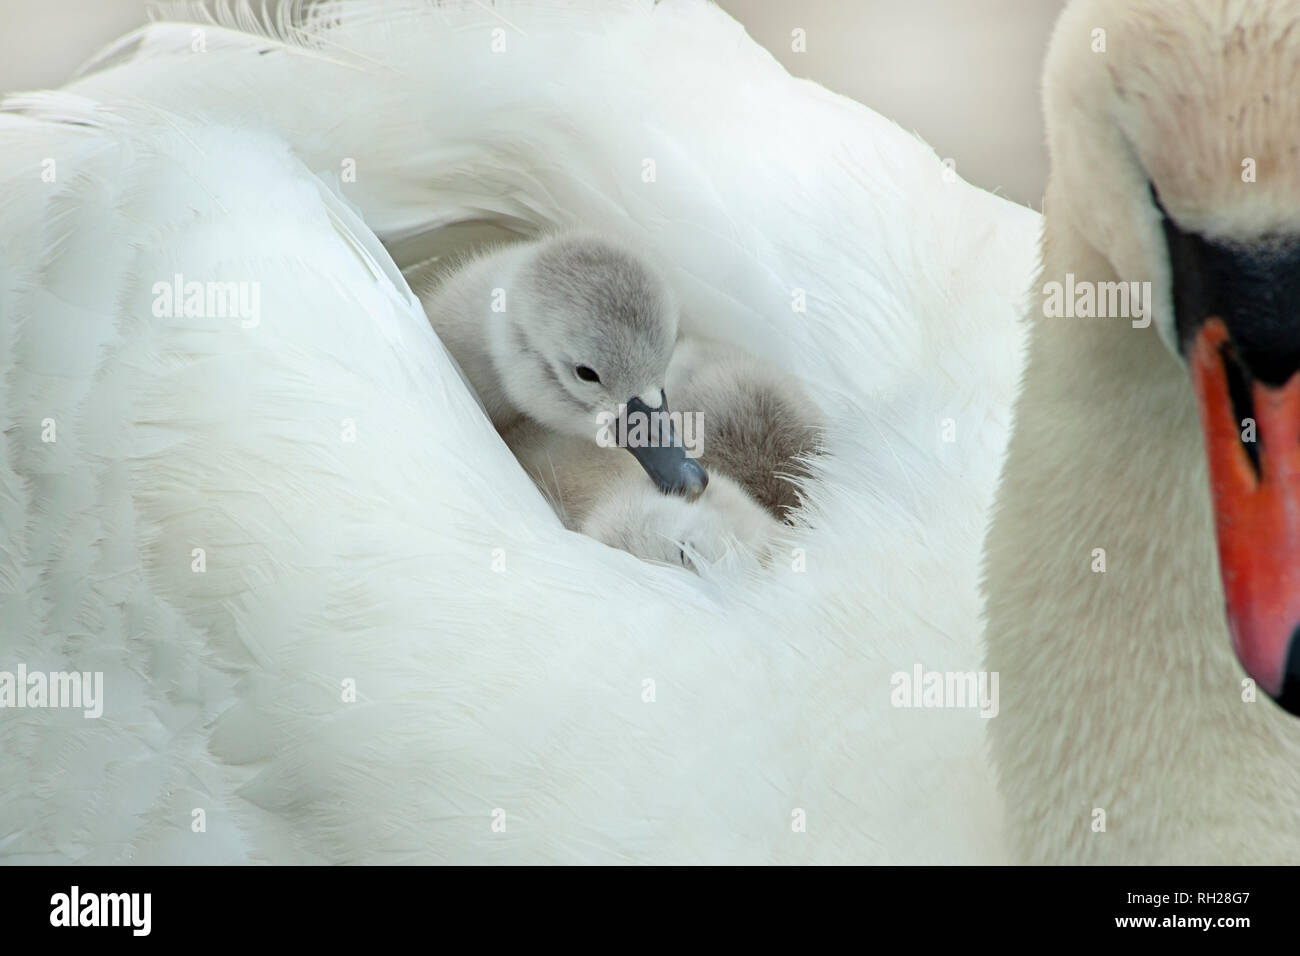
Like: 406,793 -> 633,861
619,392 -> 708,501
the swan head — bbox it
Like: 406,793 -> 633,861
1046,0 -> 1300,713
500,233 -> 707,500
581,473 -> 778,572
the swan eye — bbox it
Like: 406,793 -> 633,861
575,365 -> 601,383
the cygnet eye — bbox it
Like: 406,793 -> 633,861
575,365 -> 601,383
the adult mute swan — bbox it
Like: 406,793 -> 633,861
0,1 -> 1037,862
984,0 -> 1300,863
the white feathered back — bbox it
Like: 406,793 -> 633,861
0,0 -> 1039,862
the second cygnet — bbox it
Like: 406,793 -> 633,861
506,421 -> 779,571
668,336 -> 824,522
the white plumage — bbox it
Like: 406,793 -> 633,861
0,0 -> 1038,862
984,0 -> 1300,864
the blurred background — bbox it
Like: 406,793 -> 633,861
0,0 -> 1066,208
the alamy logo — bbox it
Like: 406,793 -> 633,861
152,272 -> 261,328
0,665 -> 103,718
50,886 -> 151,936
890,664 -> 999,718
595,405 -> 704,458
1042,273 -> 1152,328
